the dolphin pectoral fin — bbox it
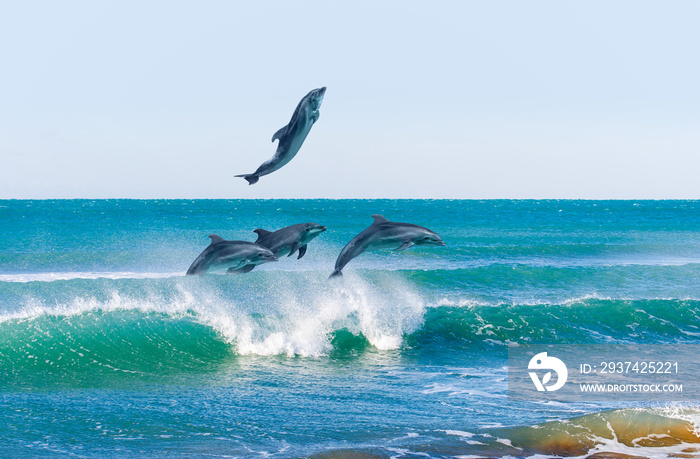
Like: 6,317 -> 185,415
297,245 -> 307,259
394,242 -> 414,252
271,125 -> 287,142
288,242 -> 300,257
311,111 -> 319,123
227,265 -> 256,274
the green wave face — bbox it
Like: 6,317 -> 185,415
411,298 -> 700,349
2,297 -> 698,389
0,311 -> 233,390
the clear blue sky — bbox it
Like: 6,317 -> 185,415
1,1 -> 698,199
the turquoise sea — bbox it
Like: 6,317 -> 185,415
1,199 -> 700,457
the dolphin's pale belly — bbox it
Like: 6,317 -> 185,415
264,237 -> 297,258
365,236 -> 405,252
273,245 -> 293,257
208,256 -> 249,272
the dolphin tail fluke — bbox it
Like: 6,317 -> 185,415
329,269 -> 343,279
235,174 -> 259,185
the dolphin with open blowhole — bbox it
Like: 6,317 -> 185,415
235,87 -> 326,185
254,222 -> 327,260
186,235 -> 278,275
329,215 -> 445,278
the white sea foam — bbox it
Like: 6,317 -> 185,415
215,272 -> 426,356
568,433 -> 700,459
427,293 -> 700,309
428,294 -> 617,309
0,272 -> 183,283
0,271 -> 426,358
442,430 -> 475,437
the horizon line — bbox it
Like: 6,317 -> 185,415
2,197 -> 699,202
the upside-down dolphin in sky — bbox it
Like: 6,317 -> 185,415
330,215 -> 445,278
186,235 -> 278,275
236,87 -> 326,185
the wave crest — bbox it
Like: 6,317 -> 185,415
0,272 -> 425,370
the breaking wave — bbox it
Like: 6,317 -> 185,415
1,271 -> 699,389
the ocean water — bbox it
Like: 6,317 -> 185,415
1,199 -> 700,458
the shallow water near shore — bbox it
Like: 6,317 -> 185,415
1,199 -> 699,457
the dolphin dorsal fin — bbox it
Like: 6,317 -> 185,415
271,125 -> 287,142
208,234 -> 225,245
371,214 -> 390,225
254,228 -> 273,242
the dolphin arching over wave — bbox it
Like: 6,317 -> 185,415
254,222 -> 327,260
236,87 -> 326,185
330,215 -> 445,277
186,235 -> 278,275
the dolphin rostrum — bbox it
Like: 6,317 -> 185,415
186,235 -> 278,275
329,215 -> 445,278
235,87 -> 326,185
254,222 -> 327,261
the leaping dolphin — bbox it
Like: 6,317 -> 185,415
235,87 -> 326,185
254,222 -> 327,261
329,215 -> 445,278
186,235 -> 278,275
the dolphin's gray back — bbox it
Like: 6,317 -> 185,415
334,228 -> 370,273
255,224 -> 306,256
